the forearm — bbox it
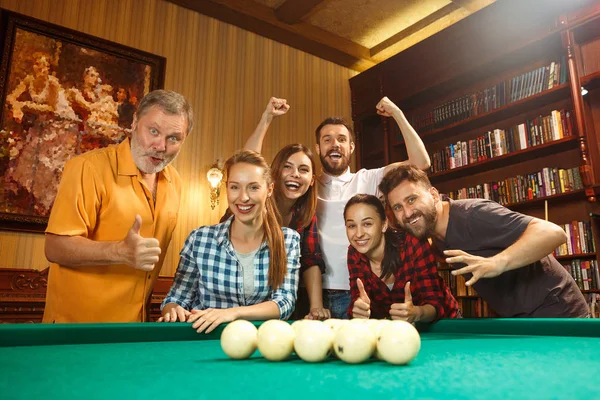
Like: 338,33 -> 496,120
302,266 -> 324,309
244,112 -> 273,153
7,81 -> 27,106
392,109 -> 430,169
233,300 -> 281,320
492,221 -> 567,274
415,304 -> 437,323
45,233 -> 125,267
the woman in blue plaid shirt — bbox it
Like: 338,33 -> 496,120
159,150 -> 301,333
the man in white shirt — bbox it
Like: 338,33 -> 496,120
315,96 -> 430,318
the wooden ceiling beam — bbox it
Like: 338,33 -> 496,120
165,0 -> 375,71
449,0 -> 478,13
370,3 -> 461,57
275,0 -> 326,24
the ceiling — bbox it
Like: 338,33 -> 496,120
166,0 -> 496,72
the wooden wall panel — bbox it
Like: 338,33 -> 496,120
0,0 -> 356,276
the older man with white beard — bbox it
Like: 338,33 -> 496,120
43,90 -> 194,323
314,96 -> 430,318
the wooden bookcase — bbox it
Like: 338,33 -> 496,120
350,0 -> 600,318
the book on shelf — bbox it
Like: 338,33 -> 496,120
408,58 -> 568,135
445,166 -> 584,205
560,259 -> 599,291
457,298 -> 496,318
554,221 -> 596,256
438,266 -> 478,297
585,294 -> 600,318
429,109 -> 575,174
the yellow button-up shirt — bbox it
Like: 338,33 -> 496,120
43,138 -> 181,323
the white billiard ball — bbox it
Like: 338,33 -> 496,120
362,318 -> 381,333
323,318 -> 348,332
291,319 -> 307,334
370,319 -> 391,359
333,323 -> 376,364
294,321 -> 334,363
377,320 -> 421,365
348,318 -> 368,325
257,319 -> 295,361
371,319 -> 392,336
220,320 -> 258,359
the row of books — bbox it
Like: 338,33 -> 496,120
429,109 -> 574,174
438,269 -> 477,297
437,269 -> 494,317
445,167 -> 584,205
457,298 -> 496,318
585,294 -> 600,318
454,293 -> 599,318
562,259 -> 600,291
408,58 -> 568,133
553,221 -> 596,256
508,58 -> 568,103
440,262 -> 599,318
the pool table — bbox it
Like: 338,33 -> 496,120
1,319 -> 599,399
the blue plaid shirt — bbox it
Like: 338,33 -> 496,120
162,217 -> 301,319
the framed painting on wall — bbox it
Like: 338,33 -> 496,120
0,9 -> 166,232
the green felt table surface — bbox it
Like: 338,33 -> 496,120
1,319 -> 599,400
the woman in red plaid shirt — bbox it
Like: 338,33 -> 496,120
344,194 -> 460,322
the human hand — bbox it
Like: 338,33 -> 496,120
263,97 -> 290,118
445,249 -> 505,286
304,307 -> 331,320
188,308 -> 239,334
375,96 -> 401,118
157,303 -> 191,322
121,215 -> 161,271
390,281 -> 420,322
351,278 -> 371,318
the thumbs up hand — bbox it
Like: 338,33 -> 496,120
390,281 -> 421,323
120,214 -> 161,271
352,278 -> 371,319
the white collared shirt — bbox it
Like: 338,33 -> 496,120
316,167 -> 386,289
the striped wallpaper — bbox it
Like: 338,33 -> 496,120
0,0 -> 356,276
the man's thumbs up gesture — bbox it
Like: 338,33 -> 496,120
390,281 -> 421,323
352,278 -> 371,319
120,215 -> 161,271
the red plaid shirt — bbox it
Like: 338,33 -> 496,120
289,211 -> 325,274
347,233 -> 459,320
221,208 -> 324,274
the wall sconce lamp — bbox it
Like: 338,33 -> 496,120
581,86 -> 589,96
207,161 -> 224,210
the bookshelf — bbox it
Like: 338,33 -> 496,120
350,0 -> 600,318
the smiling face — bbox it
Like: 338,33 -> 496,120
345,203 -> 387,257
130,105 -> 187,174
227,162 -> 273,225
278,151 -> 314,201
386,180 -> 439,240
316,124 -> 355,176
